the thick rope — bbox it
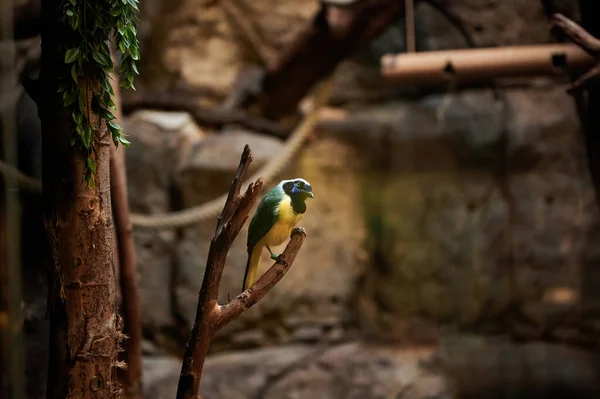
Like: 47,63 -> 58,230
0,76 -> 333,229
130,76 -> 333,228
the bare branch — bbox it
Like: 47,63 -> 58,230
108,54 -> 143,397
224,178 -> 263,246
244,0 -> 412,120
567,63 -> 600,93
176,146 -> 305,399
121,89 -> 287,137
217,227 -> 306,329
216,144 -> 252,232
551,13 -> 600,58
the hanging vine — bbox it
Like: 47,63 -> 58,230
58,0 -> 139,187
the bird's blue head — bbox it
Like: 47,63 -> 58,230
281,178 -> 314,201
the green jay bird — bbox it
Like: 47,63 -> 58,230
242,178 -> 314,291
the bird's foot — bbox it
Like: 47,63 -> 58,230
271,253 -> 288,266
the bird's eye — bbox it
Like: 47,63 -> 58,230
295,182 -> 301,188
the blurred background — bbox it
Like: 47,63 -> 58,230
4,0 -> 600,398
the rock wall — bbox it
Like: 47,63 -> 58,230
127,78 -> 600,350
143,337 -> 600,399
124,0 -> 600,397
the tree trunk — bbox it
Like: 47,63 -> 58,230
245,0 -> 411,120
109,67 -> 143,398
40,1 -> 120,398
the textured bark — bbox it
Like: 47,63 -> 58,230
175,146 -> 307,399
40,1 -> 120,398
109,69 -> 143,399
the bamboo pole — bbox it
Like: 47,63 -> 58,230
381,44 -> 596,86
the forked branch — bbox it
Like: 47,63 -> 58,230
551,13 -> 600,58
551,13 -> 600,92
175,145 -> 307,399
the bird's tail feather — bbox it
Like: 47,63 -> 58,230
242,245 -> 262,291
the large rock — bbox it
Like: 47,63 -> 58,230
143,342 -> 450,399
138,0 -> 319,93
124,109 -> 206,214
176,127 -> 284,207
436,334 -> 600,398
174,127 -> 366,351
315,84 -> 599,345
137,0 -> 571,106
124,110 -> 206,335
143,338 -> 600,399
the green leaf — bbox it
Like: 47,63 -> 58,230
130,46 -> 140,61
118,135 -> 131,146
131,62 -> 139,75
126,0 -> 139,11
101,42 -> 111,57
81,126 -> 92,149
93,51 -> 112,67
66,9 -> 73,16
104,96 -> 116,110
78,90 -> 86,114
72,111 -> 83,125
127,22 -> 136,36
87,157 -> 97,173
86,171 -> 96,189
107,121 -> 120,131
65,48 -> 80,64
64,90 -> 78,107
76,123 -> 85,136
100,77 -> 111,93
71,64 -> 78,83
74,13 -> 81,30
118,39 -> 127,53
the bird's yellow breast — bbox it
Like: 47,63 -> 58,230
260,195 -> 303,247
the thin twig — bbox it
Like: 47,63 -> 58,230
215,145 -> 252,232
567,63 -> 600,93
551,13 -> 600,58
551,13 -> 600,95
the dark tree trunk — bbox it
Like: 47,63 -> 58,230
246,0 -> 411,120
40,1 -> 120,398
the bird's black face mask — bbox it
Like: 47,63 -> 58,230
283,179 -> 314,200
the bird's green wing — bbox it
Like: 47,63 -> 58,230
247,188 -> 281,251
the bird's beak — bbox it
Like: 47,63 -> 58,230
307,191 -> 314,198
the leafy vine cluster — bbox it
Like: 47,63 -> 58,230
58,0 -> 140,187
